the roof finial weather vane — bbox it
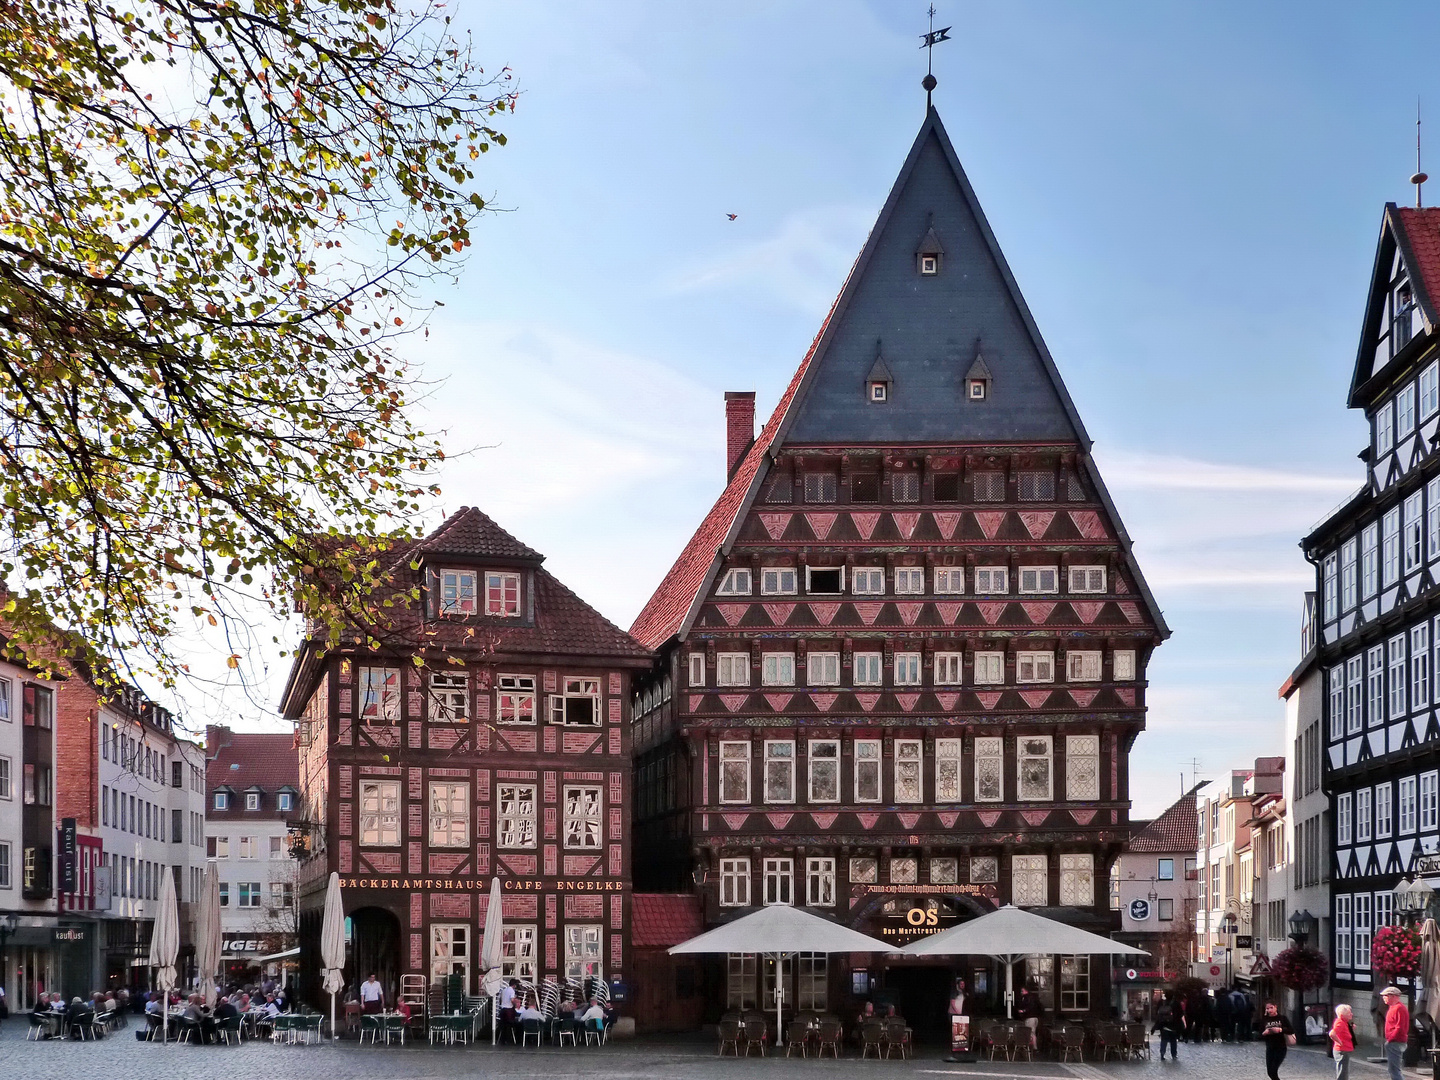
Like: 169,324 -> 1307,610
920,4 -> 951,110
1413,97 -> 1428,209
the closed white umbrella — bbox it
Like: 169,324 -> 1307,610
670,905 -> 900,1045
902,904 -> 1148,1017
320,871 -> 346,1040
149,868 -> 180,1044
196,864 -> 222,1008
478,877 -> 504,1044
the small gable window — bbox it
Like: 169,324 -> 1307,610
866,346 -> 892,405
870,382 -> 888,402
916,223 -> 944,276
920,254 -> 939,276
966,352 -> 992,402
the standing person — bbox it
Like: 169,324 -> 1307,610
1330,1004 -> 1356,1080
1260,1001 -> 1296,1080
1380,986 -> 1409,1080
1232,986 -> 1254,1041
1216,986 -> 1234,1041
948,978 -> 968,1019
1152,992 -> 1181,1061
359,972 -> 384,1015
1016,984 -> 1043,1049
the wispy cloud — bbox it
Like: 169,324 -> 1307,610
1097,449 -> 1357,494
663,205 -> 874,315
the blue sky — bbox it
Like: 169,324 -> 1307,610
188,2 -> 1440,816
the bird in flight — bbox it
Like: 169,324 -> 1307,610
726,213 -> 738,221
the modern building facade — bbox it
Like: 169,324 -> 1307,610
629,106 -> 1168,1032
280,507 -> 651,1011
205,726 -> 301,983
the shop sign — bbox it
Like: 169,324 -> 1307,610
223,935 -> 290,954
53,927 -> 86,944
94,865 -> 112,910
1235,934 -> 1254,949
1128,899 -> 1151,921
1418,854 -> 1440,875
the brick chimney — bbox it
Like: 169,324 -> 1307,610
724,391 -> 756,481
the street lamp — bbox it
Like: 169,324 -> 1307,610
1221,913 -> 1239,988
1396,877 -> 1437,925
1288,909 -> 1316,946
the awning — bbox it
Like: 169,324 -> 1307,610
902,904 -> 1149,961
669,905 -> 901,957
257,947 -> 300,962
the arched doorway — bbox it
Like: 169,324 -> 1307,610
349,906 -> 402,1005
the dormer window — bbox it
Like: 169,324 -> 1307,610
214,791 -> 230,811
916,222 -> 944,275
439,569 -> 477,615
866,345 -> 892,405
966,351 -> 992,402
245,790 -> 261,811
968,380 -> 986,400
920,254 -> 938,276
484,572 -> 521,617
870,381 -> 888,402
277,791 -> 294,812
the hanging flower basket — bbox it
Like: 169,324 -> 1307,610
1271,945 -> 1330,992
1372,925 -> 1423,979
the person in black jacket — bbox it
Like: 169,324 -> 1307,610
1259,1001 -> 1296,1080
1152,992 -> 1182,1061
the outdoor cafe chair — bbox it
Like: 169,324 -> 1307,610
216,1015 -> 244,1045
741,1016 -> 767,1056
785,1020 -> 810,1057
1125,1021 -> 1150,1060
815,1019 -> 842,1059
717,1019 -> 743,1056
359,1014 -> 381,1045
521,1018 -> 543,1047
584,1017 -> 607,1047
883,1018 -> 911,1059
557,1017 -> 579,1047
860,1021 -> 885,1059
384,1013 -> 407,1045
1058,1024 -> 1086,1062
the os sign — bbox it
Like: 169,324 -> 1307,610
906,907 -> 940,927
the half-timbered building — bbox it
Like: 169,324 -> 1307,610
281,507 -> 651,1012
629,106 -> 1168,1033
1302,204 -> 1440,1017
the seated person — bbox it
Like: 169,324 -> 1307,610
144,993 -> 163,1017
518,1000 -> 544,1022
261,994 -> 280,1019
214,996 -> 239,1024
580,997 -> 606,1028
396,1000 -> 412,1022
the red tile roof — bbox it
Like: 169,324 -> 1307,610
1394,207 -> 1440,315
414,506 -> 543,564
205,726 -> 299,821
629,273 -> 852,650
1128,786 -> 1199,853
630,893 -> 704,949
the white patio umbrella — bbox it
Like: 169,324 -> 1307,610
670,905 -> 901,1045
320,871 -> 346,1040
196,864 -> 222,1008
149,868 -> 180,1044
902,904 -> 1148,1017
478,876 -> 504,1045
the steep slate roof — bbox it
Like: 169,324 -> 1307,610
1349,204 -> 1440,405
205,725 -> 299,821
630,893 -> 705,949
1128,784 -> 1201,853
630,106 -> 1168,649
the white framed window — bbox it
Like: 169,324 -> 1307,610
269,835 -> 285,859
1376,400 -> 1395,455
244,792 -> 260,811
1059,956 -> 1090,1013
1400,776 -> 1419,833
429,671 -> 470,721
934,567 -> 965,594
563,785 -> 603,849
936,739 -> 962,801
1323,553 -> 1338,620
1431,480 -> 1440,562
1346,656 -> 1363,734
1390,635 -> 1408,718
359,781 -> 400,846
934,652 -> 963,685
1066,735 -> 1100,800
238,882 -> 262,908
1019,567 -> 1058,594
1422,771 -> 1439,831
761,566 -> 798,595
719,742 -> 751,804
238,835 -> 257,859
1416,624 -> 1432,709
551,677 -> 601,726
1435,616 -> 1440,704
973,566 -> 1008,594
849,857 -> 878,883
1355,787 -> 1373,843
0,842 -> 9,889
894,739 -> 923,803
1018,736 -> 1053,801
805,565 -> 844,595
808,740 -> 840,802
1017,652 -> 1054,683
1376,890 -> 1396,930
1423,360 -> 1440,419
805,857 -> 835,907
210,835 -> 230,858
359,667 -> 401,724
798,953 -> 828,1010
851,567 -> 885,595
1368,646 -> 1386,727
438,569 -> 477,615
1336,791 -> 1352,845
853,652 -> 883,686
1013,854 -> 1047,906
716,653 -> 750,687
807,652 -> 840,686
497,673 -> 536,724
0,678 -> 9,723
1376,781 -> 1394,838
0,757 -> 10,801
1383,507 -> 1402,587
497,784 -> 537,848
973,652 -> 1004,685
1066,652 -> 1102,682
1059,853 -> 1095,906
761,653 -> 795,686
1341,537 -> 1358,611
726,954 -> 758,1009
719,858 -> 751,906
716,568 -> 753,596
564,924 -> 603,983
763,741 -> 796,803
894,653 -> 921,686
1355,892 -> 1373,969
501,925 -> 538,981
1407,491 -> 1426,574
974,736 -> 1004,802
854,739 -> 882,803
430,922 -> 471,987
484,571 -> 522,617
1068,566 -> 1106,593
426,782 -> 469,848
688,654 -> 706,688
1335,894 -> 1352,968
1400,382 -> 1418,438
1112,650 -> 1137,681
1363,522 -> 1380,598
894,567 -> 925,594
763,857 -> 794,906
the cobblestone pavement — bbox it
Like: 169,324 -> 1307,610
0,1020 -> 1427,1080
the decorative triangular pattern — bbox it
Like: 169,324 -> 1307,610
716,603 -> 747,626
764,693 -> 793,712
935,692 -> 960,710
688,694 -> 704,712
1019,511 -> 1055,539
1115,688 -> 1136,706
810,692 -> 838,712
893,512 -> 921,539
810,813 -> 838,829
810,602 -> 841,625
759,512 -> 791,539
976,811 -> 1002,827
721,813 -> 749,830
1019,690 -> 1051,709
936,601 -> 964,624
762,602 -> 795,626
855,812 -> 881,829
895,693 -> 921,711
851,512 -> 881,540
933,512 -> 961,539
937,812 -> 959,828
1069,510 -> 1107,539
1071,601 -> 1104,624
766,813 -> 793,829
1020,810 -> 1049,826
975,692 -> 1002,709
975,511 -> 1006,539
1118,602 -> 1143,625
720,694 -> 747,712
1069,689 -> 1098,708
897,602 -> 924,625
1021,602 -> 1056,624
805,512 -> 837,540
854,602 -> 885,626
1069,809 -> 1097,825
854,692 -> 881,712
976,602 -> 1006,625
897,813 -> 922,829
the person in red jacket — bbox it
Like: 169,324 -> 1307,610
1381,986 -> 1409,1080
1329,1003 -> 1355,1080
